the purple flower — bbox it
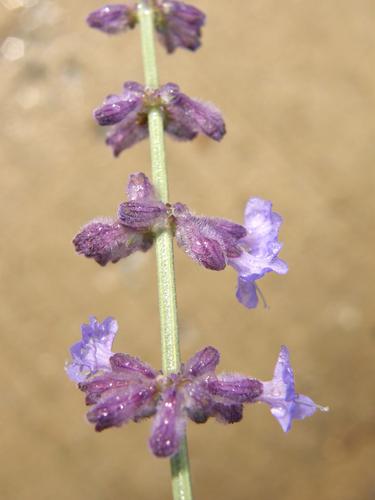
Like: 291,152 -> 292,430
87,4 -> 137,34
73,173 -> 162,265
66,317 -> 118,383
228,198 -> 288,308
154,0 -> 206,53
67,319 -> 324,457
86,2 -> 205,53
257,346 -> 327,432
93,82 -> 225,156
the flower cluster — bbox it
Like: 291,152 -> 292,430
87,1 -> 205,53
73,173 -> 287,308
66,317 -> 323,457
94,81 -> 225,156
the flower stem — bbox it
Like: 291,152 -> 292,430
138,3 -> 193,500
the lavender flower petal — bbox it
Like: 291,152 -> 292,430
208,373 -> 263,403
154,0 -> 205,53
73,218 -> 153,266
258,346 -> 320,432
235,276 -> 260,309
87,4 -> 137,34
149,387 -> 186,457
183,346 -> 220,377
66,317 -> 118,383
228,197 -> 288,308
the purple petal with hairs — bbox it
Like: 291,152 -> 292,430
118,200 -> 167,231
162,89 -> 225,141
149,388 -> 186,457
106,112 -> 149,156
73,218 -> 153,266
183,346 -> 220,377
208,373 -> 263,403
87,383 -> 157,431
87,4 -> 137,34
110,353 -> 158,380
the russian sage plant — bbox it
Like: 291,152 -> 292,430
66,2 -> 327,499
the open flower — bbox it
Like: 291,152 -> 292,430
87,1 -> 205,54
94,82 -> 225,156
66,318 -> 325,457
256,346 -> 328,431
228,198 -> 288,308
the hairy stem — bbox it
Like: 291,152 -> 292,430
138,3 -> 193,500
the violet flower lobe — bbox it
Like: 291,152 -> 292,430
256,346 -> 328,432
93,81 -> 225,156
67,319 -> 324,457
86,1 -> 205,54
228,198 -> 288,308
73,172 -> 164,265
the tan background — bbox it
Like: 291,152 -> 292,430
1,1 -> 374,499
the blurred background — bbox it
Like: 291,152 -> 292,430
1,1 -> 374,499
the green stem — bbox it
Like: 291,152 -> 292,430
138,3 -> 193,500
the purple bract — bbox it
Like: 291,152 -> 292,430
87,1 -> 205,53
67,319 -> 324,457
93,82 -> 225,156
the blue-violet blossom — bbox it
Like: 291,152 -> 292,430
66,317 -> 324,457
94,81 -> 225,156
87,1 -> 205,54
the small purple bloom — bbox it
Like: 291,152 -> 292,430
73,173 -> 161,265
154,0 -> 206,53
228,197 -> 288,308
68,319 -> 325,457
87,4 -> 137,34
257,346 -> 327,432
93,82 -> 225,156
66,317 -> 118,383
